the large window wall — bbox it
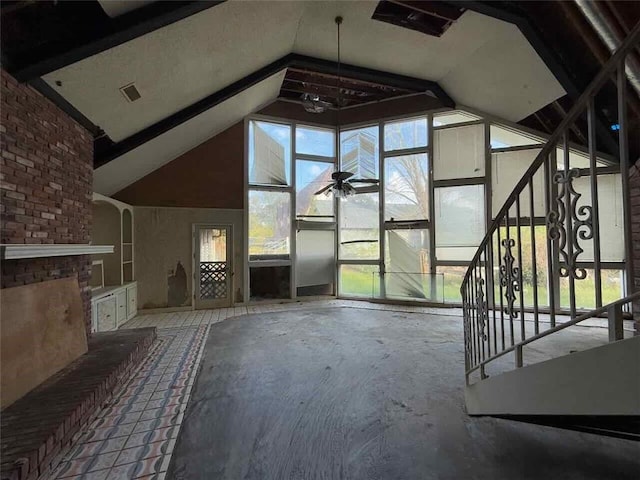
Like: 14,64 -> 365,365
246,108 -> 624,307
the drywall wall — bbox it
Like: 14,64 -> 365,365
113,122 -> 244,208
134,207 -> 244,310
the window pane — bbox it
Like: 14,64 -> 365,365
435,185 -> 485,261
436,266 -> 467,303
384,117 -> 427,151
385,153 -> 428,221
560,269 -> 624,310
491,148 -> 545,218
339,264 -> 380,297
340,126 -> 379,179
248,190 -> 290,259
573,174 -> 624,262
296,125 -> 335,157
433,110 -> 481,127
555,147 -> 609,169
296,159 -> 334,220
490,125 -> 543,149
433,124 -> 485,180
494,225 -> 550,308
385,229 -> 439,301
296,230 -> 335,288
339,193 -> 379,260
249,121 -> 291,185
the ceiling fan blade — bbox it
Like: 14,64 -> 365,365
314,184 -> 334,195
349,178 -> 380,184
353,185 -> 379,194
332,171 -> 354,181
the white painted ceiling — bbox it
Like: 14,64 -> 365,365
46,0 -> 566,194
94,71 -> 285,195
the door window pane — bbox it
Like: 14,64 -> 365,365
340,126 -> 379,179
199,228 -> 227,262
384,153 -> 428,221
433,124 -> 485,180
384,117 -> 427,151
296,159 -> 334,220
435,185 -> 485,261
339,193 -> 379,260
296,125 -> 335,157
249,121 -> 291,185
339,264 -> 380,297
249,190 -> 290,259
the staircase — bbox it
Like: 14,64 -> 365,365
460,20 -> 640,439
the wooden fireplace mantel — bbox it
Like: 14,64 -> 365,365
0,244 -> 114,260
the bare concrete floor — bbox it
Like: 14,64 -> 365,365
167,307 -> 639,480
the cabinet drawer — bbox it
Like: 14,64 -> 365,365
96,297 -> 117,332
126,284 -> 137,319
116,290 -> 127,327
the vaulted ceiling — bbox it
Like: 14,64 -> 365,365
4,0 -> 622,196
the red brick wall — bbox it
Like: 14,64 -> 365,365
1,69 -> 94,335
630,160 -> 640,334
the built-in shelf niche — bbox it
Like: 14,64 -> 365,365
92,193 -> 134,287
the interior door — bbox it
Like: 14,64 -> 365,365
193,225 -> 232,309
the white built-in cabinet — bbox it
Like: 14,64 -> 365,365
90,193 -> 137,332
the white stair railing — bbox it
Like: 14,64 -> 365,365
461,20 -> 640,385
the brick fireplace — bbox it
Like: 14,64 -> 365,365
0,68 -> 94,335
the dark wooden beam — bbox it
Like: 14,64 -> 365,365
286,70 -> 413,96
94,54 -> 453,166
288,54 -> 454,106
4,1 -> 225,82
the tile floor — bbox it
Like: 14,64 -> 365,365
49,298 -> 619,479
50,299 -> 443,480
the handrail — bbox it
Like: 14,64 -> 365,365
461,19 -> 640,382
463,20 -> 640,285
466,291 -> 640,375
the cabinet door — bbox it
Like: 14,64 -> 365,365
126,284 -> 137,319
96,297 -> 117,332
116,289 -> 127,327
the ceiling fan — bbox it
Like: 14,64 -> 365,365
301,93 -> 332,114
314,171 -> 379,198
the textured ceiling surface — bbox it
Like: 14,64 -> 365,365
47,0 -> 566,194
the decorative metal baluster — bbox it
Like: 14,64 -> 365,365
496,219 -> 505,350
564,134 -> 577,317
587,99 -> 602,308
500,208 -> 519,346
544,153 -> 557,327
483,244 -> 492,357
515,196 -> 525,341
470,274 -> 478,366
528,177 -> 540,334
488,232 -> 498,354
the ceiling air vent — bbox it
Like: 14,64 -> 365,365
120,83 -> 141,102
